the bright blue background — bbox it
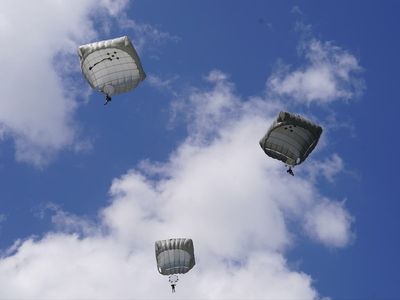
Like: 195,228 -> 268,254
1,1 -> 399,298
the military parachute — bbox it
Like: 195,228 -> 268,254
155,238 -> 196,293
77,36 -> 146,105
259,111 -> 322,176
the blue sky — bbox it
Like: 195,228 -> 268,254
0,1 -> 399,299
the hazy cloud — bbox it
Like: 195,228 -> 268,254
305,153 -> 345,182
118,15 -> 180,52
268,39 -> 364,104
291,6 -> 304,16
146,74 -> 180,93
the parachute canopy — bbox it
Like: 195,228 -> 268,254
155,238 -> 196,276
259,111 -> 322,166
77,36 -> 145,97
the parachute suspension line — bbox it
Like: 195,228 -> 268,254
88,57 -> 113,70
104,94 -> 112,105
286,165 -> 294,176
169,274 -> 179,293
101,84 -> 114,105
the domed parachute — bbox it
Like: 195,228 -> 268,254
259,111 -> 322,175
77,36 -> 146,104
155,238 -> 195,293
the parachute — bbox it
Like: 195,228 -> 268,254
155,238 -> 195,293
259,111 -> 322,175
77,36 -> 146,104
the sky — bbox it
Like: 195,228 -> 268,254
0,0 -> 399,299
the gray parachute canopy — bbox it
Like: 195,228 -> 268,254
77,36 -> 146,97
155,238 -> 196,276
259,111 -> 322,166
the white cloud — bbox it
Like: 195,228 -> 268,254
146,74 -> 180,93
0,70 -> 352,299
0,0 -> 128,166
304,199 -> 354,248
0,233 -> 317,300
267,39 -> 364,104
0,214 -> 6,233
0,214 -> 6,223
42,203 -> 99,237
305,153 -> 344,182
170,70 -> 242,142
118,15 -> 180,53
291,6 -> 304,16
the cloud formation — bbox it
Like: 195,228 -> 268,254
0,69 -> 354,299
268,39 -> 364,104
118,16 -> 180,53
304,199 -> 353,248
0,0 -> 129,166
